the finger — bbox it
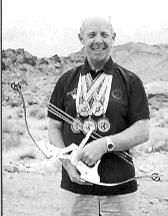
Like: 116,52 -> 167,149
71,177 -> 83,184
80,153 -> 91,164
71,176 -> 92,185
87,161 -> 95,167
83,156 -> 95,167
79,178 -> 93,185
76,150 -> 82,161
76,177 -> 93,185
69,169 -> 92,185
83,158 -> 91,166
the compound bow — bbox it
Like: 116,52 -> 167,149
11,81 -> 160,186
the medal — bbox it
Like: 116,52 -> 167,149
97,117 -> 111,133
71,118 -> 82,133
78,102 -> 90,117
83,118 -> 97,134
76,73 -> 113,134
92,100 -> 104,116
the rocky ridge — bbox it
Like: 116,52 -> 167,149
2,42 -> 168,80
2,42 -> 168,107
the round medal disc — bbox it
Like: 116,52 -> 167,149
78,102 -> 90,117
97,118 -> 111,133
83,118 -> 97,134
92,100 -> 104,116
71,118 -> 82,133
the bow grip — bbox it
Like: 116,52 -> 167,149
77,160 -> 101,184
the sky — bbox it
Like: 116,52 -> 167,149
2,0 -> 168,57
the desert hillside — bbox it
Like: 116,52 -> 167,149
2,42 -> 168,106
63,42 -> 168,82
2,43 -> 168,216
2,42 -> 168,80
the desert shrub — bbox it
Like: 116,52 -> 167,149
2,119 -> 25,150
29,107 -> 46,119
19,153 -> 36,160
2,133 -> 22,150
16,109 -> 24,118
2,119 -> 25,135
10,101 -> 20,107
132,135 -> 168,156
27,98 -> 38,106
157,119 -> 168,128
6,115 -> 12,119
2,61 -> 6,70
20,66 -> 27,72
29,107 -> 40,117
39,124 -> 48,131
149,139 -> 168,152
2,120 -> 11,134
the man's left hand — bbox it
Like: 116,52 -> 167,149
77,138 -> 107,167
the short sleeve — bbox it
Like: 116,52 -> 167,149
47,78 -> 65,121
128,76 -> 150,125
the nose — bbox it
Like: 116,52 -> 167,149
94,34 -> 103,44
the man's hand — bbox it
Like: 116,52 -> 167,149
60,159 -> 92,185
77,138 -> 107,167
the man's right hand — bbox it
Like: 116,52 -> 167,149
60,159 -> 92,185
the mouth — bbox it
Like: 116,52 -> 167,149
91,44 -> 107,52
91,47 -> 106,52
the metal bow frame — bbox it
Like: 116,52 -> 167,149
11,81 -> 161,186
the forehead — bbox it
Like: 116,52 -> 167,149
83,18 -> 112,33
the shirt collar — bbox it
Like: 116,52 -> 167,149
80,56 -> 115,75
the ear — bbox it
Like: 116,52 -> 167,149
112,32 -> 116,41
78,33 -> 84,44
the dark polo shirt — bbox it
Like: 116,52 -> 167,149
48,57 -> 150,195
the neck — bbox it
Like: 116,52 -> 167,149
88,60 -> 105,71
87,56 -> 110,72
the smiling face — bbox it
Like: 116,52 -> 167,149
79,17 -> 116,70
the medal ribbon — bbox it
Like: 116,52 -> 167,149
103,75 -> 113,113
86,73 -> 107,101
76,74 -> 82,114
84,73 -> 106,101
76,72 -> 112,117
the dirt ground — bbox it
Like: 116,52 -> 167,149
2,153 -> 168,216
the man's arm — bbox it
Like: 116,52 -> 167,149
109,119 -> 150,151
48,118 -> 65,148
78,119 -> 150,166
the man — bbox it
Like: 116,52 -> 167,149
48,16 -> 150,216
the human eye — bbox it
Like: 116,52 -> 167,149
87,32 -> 96,38
101,32 -> 109,38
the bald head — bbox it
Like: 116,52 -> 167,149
78,16 -> 116,71
79,16 -> 115,38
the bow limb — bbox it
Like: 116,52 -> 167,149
81,177 -> 136,187
79,173 -> 161,187
11,82 -> 51,158
76,159 -> 160,186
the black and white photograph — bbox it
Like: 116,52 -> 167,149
2,0 -> 168,215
